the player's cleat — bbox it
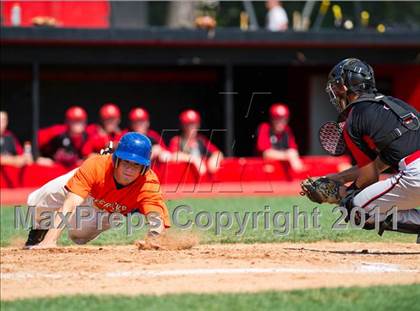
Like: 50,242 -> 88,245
378,216 -> 420,238
25,229 -> 48,247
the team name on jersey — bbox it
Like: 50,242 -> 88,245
93,198 -> 128,213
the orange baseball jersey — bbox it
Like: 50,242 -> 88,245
65,154 -> 170,227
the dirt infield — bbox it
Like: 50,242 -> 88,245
1,242 -> 419,301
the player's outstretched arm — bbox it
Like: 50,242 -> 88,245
327,157 -> 389,185
28,192 -> 84,249
135,212 -> 166,250
353,161 -> 381,189
326,165 -> 360,184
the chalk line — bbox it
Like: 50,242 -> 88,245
1,263 -> 418,281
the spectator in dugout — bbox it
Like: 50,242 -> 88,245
38,106 -> 88,168
82,103 -> 123,157
169,109 -> 223,175
127,107 -> 171,162
256,103 -> 304,172
0,111 -> 32,167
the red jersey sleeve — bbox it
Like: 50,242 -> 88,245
38,124 -> 67,149
199,135 -> 219,154
13,134 -> 23,155
285,126 -> 298,150
147,129 -> 167,149
86,124 -> 99,137
343,127 -> 373,168
256,123 -> 272,154
169,136 -> 181,153
81,138 -> 94,157
81,134 -> 109,156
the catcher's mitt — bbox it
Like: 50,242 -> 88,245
300,177 -> 342,204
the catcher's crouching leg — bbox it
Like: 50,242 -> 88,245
344,197 -> 420,241
347,166 -> 420,241
377,209 -> 420,243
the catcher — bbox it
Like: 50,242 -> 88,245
301,58 -> 420,239
24,132 -> 171,249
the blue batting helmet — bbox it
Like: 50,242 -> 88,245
113,132 -> 151,167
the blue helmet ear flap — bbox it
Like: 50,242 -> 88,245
140,165 -> 149,176
112,153 -> 119,166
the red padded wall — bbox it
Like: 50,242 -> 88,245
2,1 -> 109,28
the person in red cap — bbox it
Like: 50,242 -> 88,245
256,103 -> 304,172
38,106 -> 88,168
82,103 -> 123,157
169,109 -> 223,175
127,107 -> 171,162
0,110 -> 32,167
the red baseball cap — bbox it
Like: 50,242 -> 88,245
100,103 -> 121,120
179,109 -> 201,124
269,103 -> 290,119
65,106 -> 87,122
129,107 -> 149,122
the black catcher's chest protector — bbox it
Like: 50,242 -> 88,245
350,94 -> 419,152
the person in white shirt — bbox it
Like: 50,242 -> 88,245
266,0 -> 288,32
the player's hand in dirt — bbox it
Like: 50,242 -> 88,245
24,241 -> 58,250
135,231 -> 199,251
300,177 -> 343,204
135,235 -> 167,251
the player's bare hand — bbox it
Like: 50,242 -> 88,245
135,237 -> 166,251
24,242 -> 58,250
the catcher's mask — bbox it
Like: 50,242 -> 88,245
326,58 -> 376,113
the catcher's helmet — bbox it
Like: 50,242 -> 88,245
113,132 -> 151,167
326,58 -> 376,112
65,106 -> 87,122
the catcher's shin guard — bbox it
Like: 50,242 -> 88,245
25,229 -> 48,246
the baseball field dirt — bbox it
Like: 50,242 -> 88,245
1,242 -> 419,301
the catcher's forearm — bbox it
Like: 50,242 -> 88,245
355,163 -> 379,189
374,157 -> 389,173
327,166 -> 359,184
327,157 -> 389,185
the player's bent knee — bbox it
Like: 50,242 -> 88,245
27,190 -> 40,206
68,230 -> 101,245
68,233 -> 97,245
70,237 -> 90,245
